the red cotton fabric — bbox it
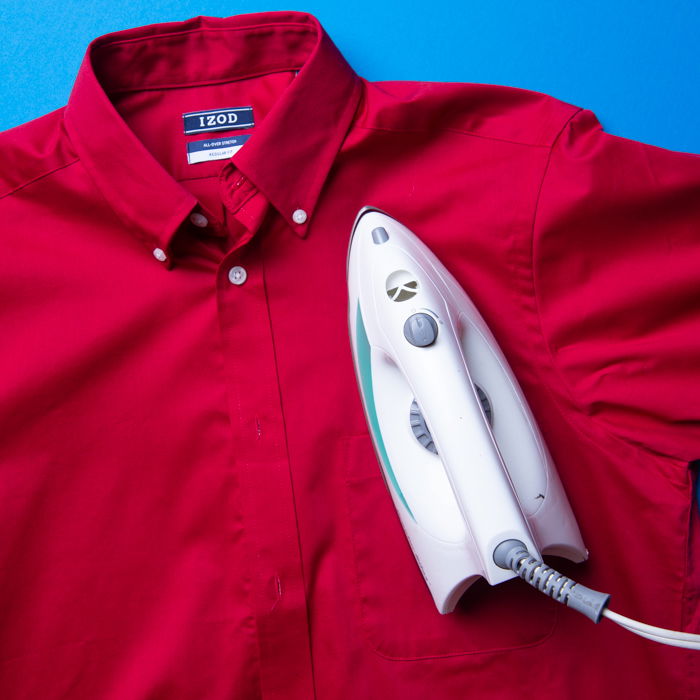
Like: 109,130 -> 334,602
1,11 -> 700,699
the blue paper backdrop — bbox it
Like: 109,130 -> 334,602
0,1 -> 698,153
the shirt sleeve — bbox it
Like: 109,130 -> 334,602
533,108 -> 700,464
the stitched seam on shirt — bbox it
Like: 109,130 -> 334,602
682,471 -> 695,700
96,22 -> 314,49
106,65 -> 303,95
98,23 -> 313,93
230,187 -> 260,216
175,173 -> 225,183
0,156 -> 79,200
300,77 -> 364,214
527,109 -> 633,454
528,110 -> 691,468
355,123 -> 553,149
341,436 -> 561,661
259,246 -> 318,696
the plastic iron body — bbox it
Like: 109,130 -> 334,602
347,206 -> 587,614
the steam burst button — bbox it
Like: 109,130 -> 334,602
403,313 -> 438,347
371,227 -> 389,244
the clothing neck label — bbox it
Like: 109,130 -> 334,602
186,134 -> 250,165
182,107 -> 254,135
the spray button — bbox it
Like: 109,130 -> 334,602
371,227 -> 389,244
403,313 -> 438,347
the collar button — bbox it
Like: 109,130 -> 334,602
152,247 -> 167,262
292,208 -> 308,225
189,212 -> 209,228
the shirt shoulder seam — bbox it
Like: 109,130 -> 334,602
527,108 -> 585,435
528,109 -> 690,466
354,121 -> 553,149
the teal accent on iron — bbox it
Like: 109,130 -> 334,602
355,302 -> 415,521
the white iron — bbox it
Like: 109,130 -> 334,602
347,206 -> 588,614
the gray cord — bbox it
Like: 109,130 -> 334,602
494,539 -> 700,648
493,539 -> 610,623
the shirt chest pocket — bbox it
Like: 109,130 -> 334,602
341,433 -> 559,660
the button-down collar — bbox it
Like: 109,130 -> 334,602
63,12 -> 363,265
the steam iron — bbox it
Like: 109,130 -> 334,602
347,206 -> 587,614
346,206 -> 700,649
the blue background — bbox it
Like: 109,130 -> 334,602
1,1 -> 698,154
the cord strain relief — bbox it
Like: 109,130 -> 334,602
492,539 -> 610,623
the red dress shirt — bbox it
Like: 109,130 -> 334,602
1,11 -> 699,699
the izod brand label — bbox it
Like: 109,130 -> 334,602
186,134 -> 251,165
182,107 -> 254,135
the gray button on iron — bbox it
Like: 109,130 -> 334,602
371,227 -> 389,244
403,313 -> 438,347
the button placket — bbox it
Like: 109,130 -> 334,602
215,241 -> 315,699
220,165 -> 256,214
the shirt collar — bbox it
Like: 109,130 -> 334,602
63,12 -> 363,261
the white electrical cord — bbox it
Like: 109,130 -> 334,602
493,539 -> 700,650
602,608 -> 700,650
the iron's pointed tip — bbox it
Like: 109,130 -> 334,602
348,206 -> 393,280
350,205 -> 391,236
357,204 -> 379,218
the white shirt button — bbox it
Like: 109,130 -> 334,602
189,212 -> 209,228
228,266 -> 247,285
152,247 -> 167,262
292,208 -> 307,225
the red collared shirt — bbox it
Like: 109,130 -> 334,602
1,11 -> 700,699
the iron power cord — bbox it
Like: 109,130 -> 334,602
493,539 -> 700,650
